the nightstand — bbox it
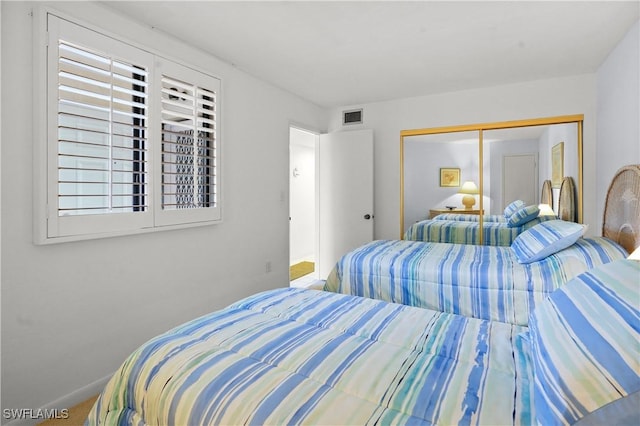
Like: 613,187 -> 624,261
429,208 -> 483,219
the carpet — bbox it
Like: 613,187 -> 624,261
290,261 -> 314,281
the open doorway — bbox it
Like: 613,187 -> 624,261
289,126 -> 319,286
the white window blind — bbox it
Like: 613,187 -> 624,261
160,76 -> 216,210
40,14 -> 222,243
154,60 -> 221,227
57,41 -> 149,216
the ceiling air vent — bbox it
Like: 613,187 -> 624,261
342,108 -> 363,125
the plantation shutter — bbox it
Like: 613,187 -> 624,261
57,42 -> 149,216
48,15 -> 154,238
155,60 -> 221,226
42,14 -> 222,242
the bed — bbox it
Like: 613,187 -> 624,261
406,176 -> 576,246
324,234 -> 627,326
87,259 -> 639,425
410,176 -> 578,246
403,212 -> 555,246
429,198 -> 524,223
326,164 -> 640,325
431,178 -> 564,225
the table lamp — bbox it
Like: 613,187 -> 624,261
458,181 -> 479,210
538,203 -> 555,216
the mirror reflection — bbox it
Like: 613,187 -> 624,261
400,116 -> 583,240
402,131 -> 480,232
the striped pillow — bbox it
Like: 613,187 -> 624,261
503,199 -> 525,218
511,220 -> 584,263
507,204 -> 540,227
528,259 -> 640,425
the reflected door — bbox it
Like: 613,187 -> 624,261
503,154 -> 538,208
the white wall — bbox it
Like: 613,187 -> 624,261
330,74 -> 600,239
596,20 -> 640,234
0,1 -> 327,417
537,123 -> 579,191
289,128 -> 316,265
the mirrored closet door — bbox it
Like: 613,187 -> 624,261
400,115 -> 583,243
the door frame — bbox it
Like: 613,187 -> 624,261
289,124 -> 320,280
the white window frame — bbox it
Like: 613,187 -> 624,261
33,10 -> 222,244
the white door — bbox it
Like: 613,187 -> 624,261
317,129 -> 374,279
503,154 -> 538,208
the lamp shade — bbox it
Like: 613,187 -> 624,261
458,181 -> 479,195
538,203 -> 555,216
458,181 -> 478,209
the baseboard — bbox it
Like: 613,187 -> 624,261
4,374 -> 111,426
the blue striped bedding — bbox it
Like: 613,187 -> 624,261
87,260 -> 639,425
86,288 -> 533,425
433,212 -> 507,222
324,237 -> 628,326
526,259 -> 640,425
405,216 -> 554,246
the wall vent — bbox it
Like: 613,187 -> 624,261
342,108 -> 363,125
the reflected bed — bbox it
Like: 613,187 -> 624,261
404,214 -> 554,246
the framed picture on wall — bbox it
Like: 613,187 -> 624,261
440,168 -> 460,187
552,142 -> 564,188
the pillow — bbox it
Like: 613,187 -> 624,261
503,200 -> 525,218
528,260 -> 640,425
507,204 -> 540,227
510,219 -> 584,263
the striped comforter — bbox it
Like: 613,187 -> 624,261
404,217 -> 554,246
527,259 -> 640,425
324,237 -> 627,326
433,213 -> 506,222
86,288 -> 533,425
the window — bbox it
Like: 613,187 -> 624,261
38,14 -> 221,243
57,41 -> 149,217
154,61 -> 220,227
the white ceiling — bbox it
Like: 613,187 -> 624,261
101,1 -> 640,108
